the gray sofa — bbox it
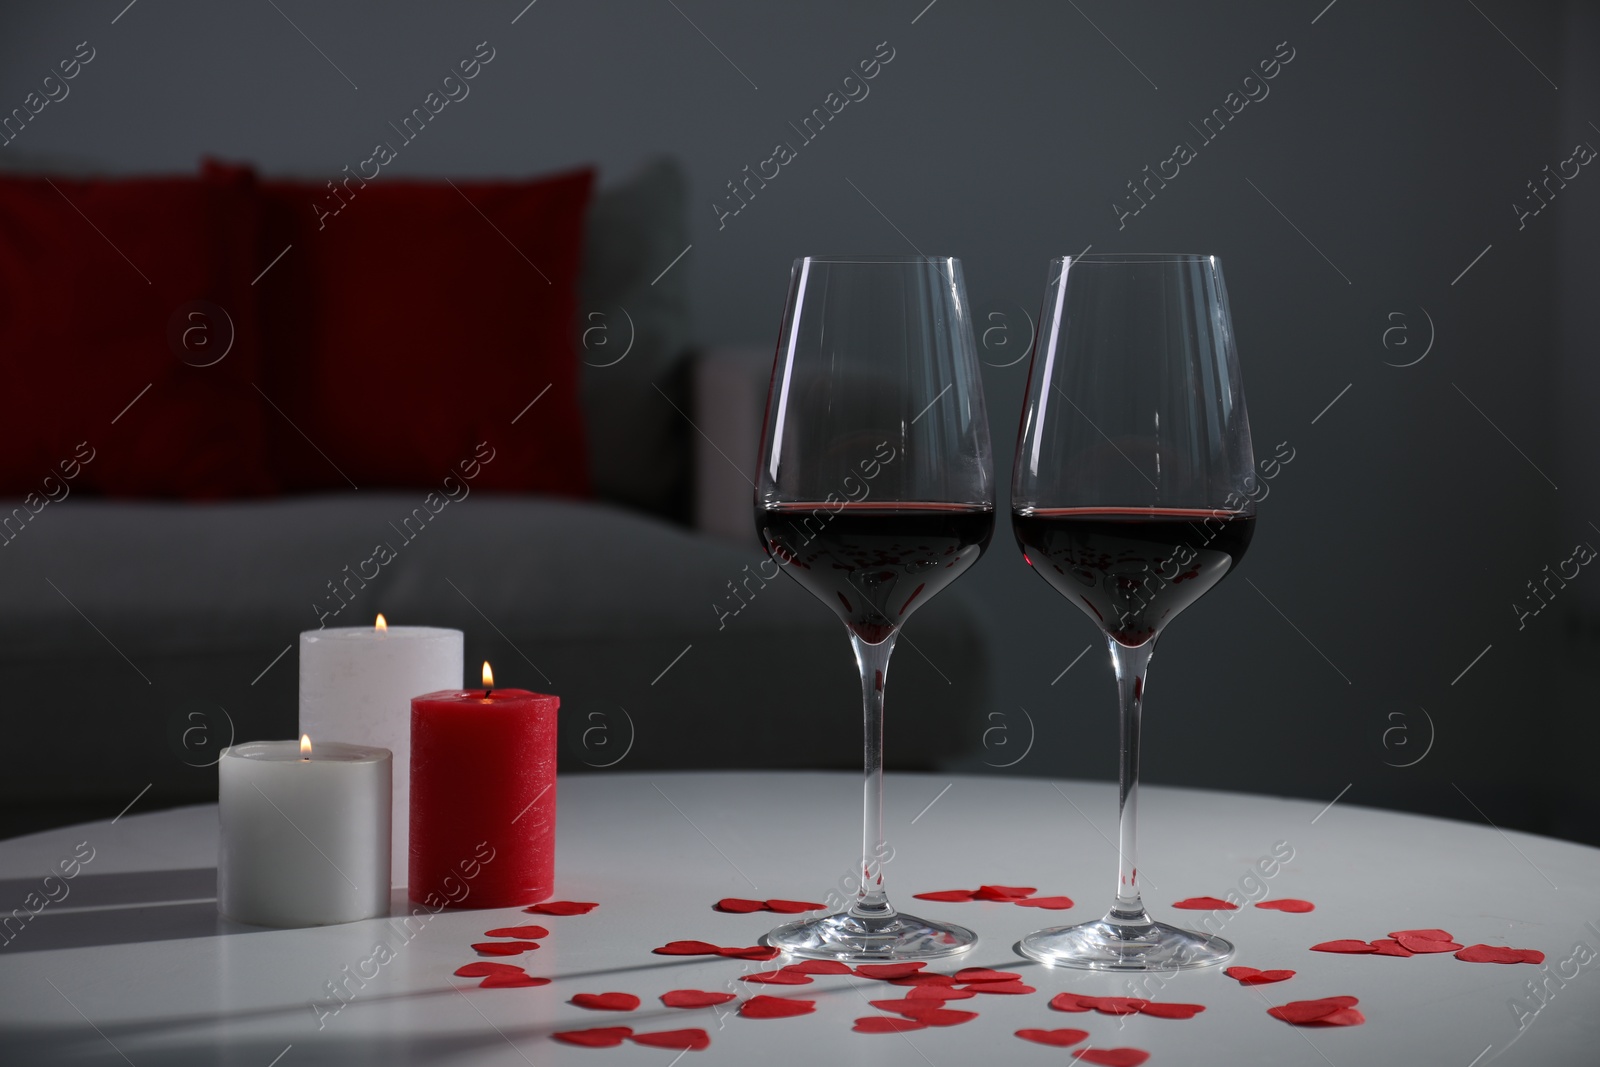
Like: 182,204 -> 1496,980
0,159 -> 993,836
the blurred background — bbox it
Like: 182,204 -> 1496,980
0,0 -> 1595,846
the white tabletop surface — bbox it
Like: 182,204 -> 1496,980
1,771 -> 1597,1066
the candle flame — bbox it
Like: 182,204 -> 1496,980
300,733 -> 312,756
375,613 -> 388,632
482,661 -> 494,688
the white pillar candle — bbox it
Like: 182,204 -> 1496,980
299,619 -> 462,885
218,738 -> 391,927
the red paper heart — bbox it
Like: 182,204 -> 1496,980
525,900 -> 597,916
975,885 -> 1037,901
954,968 -> 1021,982
855,962 -> 926,980
784,959 -> 852,975
480,972 -> 550,988
964,981 -> 1037,995
552,1026 -> 632,1047
765,899 -> 829,914
853,1016 -> 928,1033
912,889 -> 978,902
1072,1049 -> 1151,1067
888,973 -> 957,987
454,962 -> 525,977
912,1008 -> 980,1026
738,995 -> 815,1019
741,970 -> 813,985
571,992 -> 641,1012
1224,966 -> 1295,985
1394,934 -> 1462,954
472,941 -> 539,956
654,940 -> 722,956
1456,944 -> 1545,965
630,1029 -> 711,1050
1254,899 -> 1315,913
1389,928 -> 1453,942
661,989 -> 738,1008
1014,896 -> 1076,910
1017,1028 -> 1090,1048
908,985 -> 977,1000
868,997 -> 928,1015
1090,996 -> 1149,1015
1315,1008 -> 1367,1025
718,945 -> 780,961
714,898 -> 766,913
1368,939 -> 1415,957
1171,896 -> 1237,910
1311,940 -> 1377,954
1050,992 -> 1093,1012
1267,995 -> 1360,1025
1137,1001 -> 1205,1019
484,925 -> 550,939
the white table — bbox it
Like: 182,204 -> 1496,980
1,772 -> 1596,1066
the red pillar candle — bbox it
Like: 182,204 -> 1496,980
410,663 -> 558,907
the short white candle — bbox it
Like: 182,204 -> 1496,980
218,738 -> 391,927
299,619 -> 462,885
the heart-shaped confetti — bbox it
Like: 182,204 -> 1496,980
785,959 -> 852,975
908,1007 -> 980,1026
661,989 -> 738,1008
908,985 -> 977,1001
719,945 -> 781,961
1013,896 -> 1076,909
853,1016 -> 928,1033
955,968 -> 1021,982
1394,934 -> 1462,954
1016,1028 -> 1090,1047
1456,944 -> 1545,965
472,941 -> 539,956
714,898 -> 766,913
1050,992 -> 1093,1013
571,992 -> 641,1012
1390,928 -> 1453,942
480,972 -> 550,988
1088,996 -> 1149,1015
454,962 -> 526,977
484,925 -> 550,939
765,899 -> 829,914
1254,899 -> 1315,913
630,1029 -> 711,1050
738,995 -> 815,1019
1072,1049 -> 1151,1067
975,885 -> 1038,901
1171,896 -> 1237,910
1368,939 -> 1415,957
654,940 -> 723,956
1224,966 -> 1295,985
913,889 -> 978,902
525,900 -> 597,916
1136,1001 -> 1205,1020
1267,995 -> 1363,1026
741,970 -> 813,985
855,962 -> 926,980
553,1026 -> 632,1048
964,981 -> 1037,995
1311,940 -> 1377,954
888,973 -> 957,987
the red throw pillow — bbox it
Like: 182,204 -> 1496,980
0,160 -> 274,498
255,167 -> 594,495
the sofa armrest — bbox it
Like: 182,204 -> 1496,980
690,346 -> 772,544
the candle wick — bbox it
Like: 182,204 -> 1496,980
484,689 -> 492,698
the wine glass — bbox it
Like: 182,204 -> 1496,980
1012,254 -> 1256,970
756,255 -> 994,961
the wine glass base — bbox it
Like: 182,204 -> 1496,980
767,910 -> 977,962
1018,916 -> 1233,972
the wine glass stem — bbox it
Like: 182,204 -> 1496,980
850,632 -> 896,918
1108,635 -> 1155,926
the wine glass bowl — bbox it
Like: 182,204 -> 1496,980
1013,254 -> 1256,970
756,255 -> 994,960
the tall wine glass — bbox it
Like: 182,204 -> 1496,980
1012,254 -> 1256,970
756,255 -> 994,961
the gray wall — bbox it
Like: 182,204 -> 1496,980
2,2 -> 1595,840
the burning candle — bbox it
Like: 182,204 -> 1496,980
299,616 -> 462,885
217,735 -> 391,927
410,662 -> 558,908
